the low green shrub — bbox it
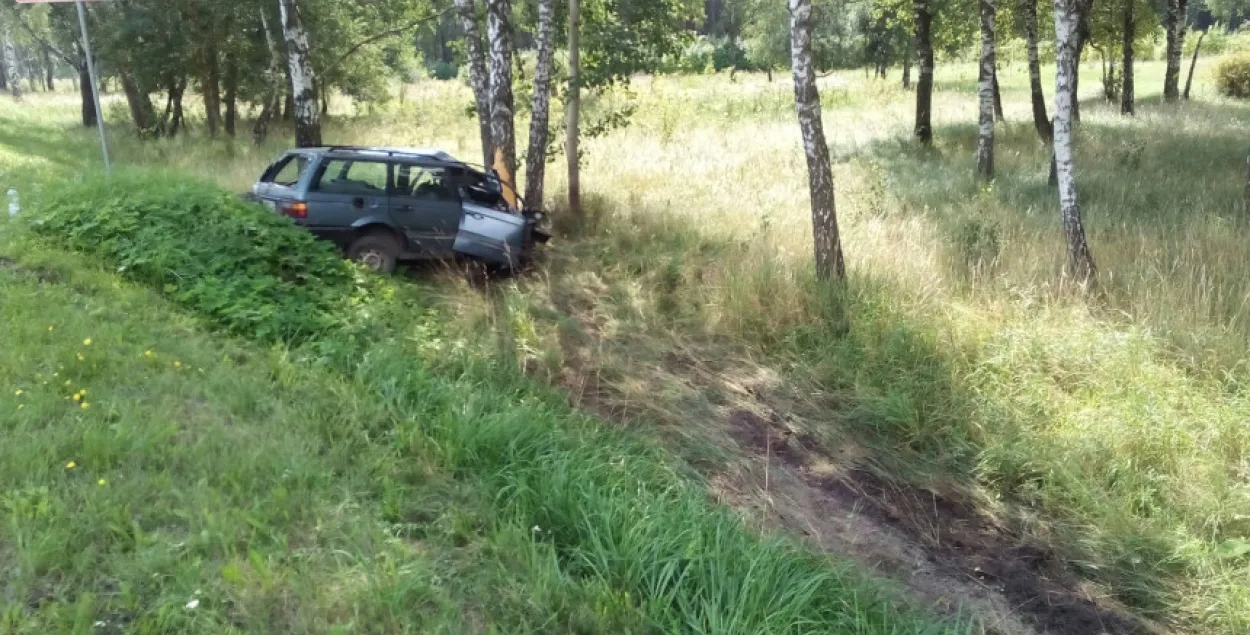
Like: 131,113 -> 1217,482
30,170 -> 366,342
1215,52 -> 1250,98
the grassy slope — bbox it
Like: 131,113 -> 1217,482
3,56 -> 1250,633
0,182 -> 960,634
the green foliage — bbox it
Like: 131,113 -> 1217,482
29,172 -> 366,342
426,58 -> 459,80
1215,51 -> 1250,96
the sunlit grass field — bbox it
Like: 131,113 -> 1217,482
3,56 -> 1250,633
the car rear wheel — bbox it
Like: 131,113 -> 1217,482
348,232 -> 401,273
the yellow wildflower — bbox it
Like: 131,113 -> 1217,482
16,404 -> 23,410
80,402 -> 90,410
97,478 -> 106,486
72,392 -> 82,401
66,461 -> 77,469
83,338 -> 92,346
76,353 -> 85,362
48,326 -> 54,332
80,388 -> 87,395
144,350 -> 154,358
64,379 -> 71,386
13,389 -> 22,397
174,361 -> 182,368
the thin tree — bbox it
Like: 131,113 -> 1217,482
1183,28 -> 1206,99
1022,0 -> 1052,140
913,0 -> 935,144
789,0 -> 846,280
566,0 -> 582,217
454,0 -> 493,168
487,0 -> 517,207
278,0 -> 322,147
2,21 -> 20,100
1163,0 -> 1188,101
524,0 -> 556,208
1052,0 -> 1097,281
253,7 -> 284,144
992,65 -> 1005,121
976,0 -> 997,179
1121,0 -> 1134,115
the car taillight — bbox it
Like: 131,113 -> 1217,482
281,201 -> 308,219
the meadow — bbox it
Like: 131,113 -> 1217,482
3,56 -> 1250,634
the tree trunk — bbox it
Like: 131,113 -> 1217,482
1184,29 -> 1205,99
914,0 -> 935,144
903,49 -> 913,90
1164,0 -> 1188,101
992,64 -> 1005,121
254,8 -> 284,145
455,0 -> 494,169
1121,0 -> 1135,115
42,47 -> 54,91
224,56 -> 238,137
487,0 -> 517,207
789,0 -> 846,281
282,67 -> 294,121
77,47 -> 96,127
278,0 -> 322,148
120,72 -> 158,136
201,41 -> 222,137
168,76 -> 186,138
566,0 -> 582,217
1072,0 -> 1091,121
2,23 -> 20,100
977,0 -> 997,180
0,50 -> 7,91
1052,0 -> 1097,282
1023,0 -> 1052,140
524,0 -> 555,208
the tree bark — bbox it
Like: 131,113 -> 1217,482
1023,0 -> 1052,141
254,8 -> 284,144
278,0 -> 322,148
1052,0 -> 1097,282
1121,0 -> 1135,115
1072,0 -> 1091,121
566,0 -> 582,217
992,64 -> 1005,121
903,49 -> 913,90
224,56 -> 238,137
167,76 -> 186,138
487,0 -> 517,207
914,0 -> 935,144
2,22 -> 20,100
454,0 -> 494,169
977,0 -> 997,180
1184,29 -> 1205,99
201,40 -> 222,137
1164,0 -> 1188,101
78,53 -> 96,127
120,72 -> 158,136
42,47 -> 54,91
524,0 -> 555,208
789,0 -> 846,281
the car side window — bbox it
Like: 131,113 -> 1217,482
313,159 -> 389,195
265,154 -> 311,187
393,164 -> 457,202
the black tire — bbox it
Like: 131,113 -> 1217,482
347,232 -> 401,273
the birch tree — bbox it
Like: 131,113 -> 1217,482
278,0 -> 322,148
524,0 -> 555,208
789,0 -> 846,280
2,21 -> 20,100
1121,0 -> 1134,115
1022,0 -> 1052,140
976,0 -> 996,179
566,0 -> 582,217
455,0 -> 493,169
253,7 -> 284,144
913,0 -> 935,144
1052,0 -> 1097,281
487,0 -> 517,207
1163,0 -> 1187,101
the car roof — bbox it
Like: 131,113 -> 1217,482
298,146 -> 464,165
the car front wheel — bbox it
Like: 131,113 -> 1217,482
347,232 -> 401,273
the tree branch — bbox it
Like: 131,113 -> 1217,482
323,6 -> 453,76
13,10 -> 78,69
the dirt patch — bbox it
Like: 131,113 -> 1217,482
0,256 -> 60,283
726,408 -> 1160,635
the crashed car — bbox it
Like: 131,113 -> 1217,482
247,146 -> 549,273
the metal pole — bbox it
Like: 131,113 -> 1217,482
75,0 -> 110,172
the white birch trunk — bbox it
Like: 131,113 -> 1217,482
789,0 -> 845,280
487,0 -> 517,207
524,0 -> 555,208
1164,0 -> 1187,101
976,0 -> 996,179
454,0 -> 493,168
278,0 -> 321,147
2,22 -> 20,101
1052,0 -> 1097,281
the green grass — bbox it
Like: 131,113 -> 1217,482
0,176 -> 965,634
3,56 -> 1250,634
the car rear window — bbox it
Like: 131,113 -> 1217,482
313,159 -> 389,195
264,154 -> 313,187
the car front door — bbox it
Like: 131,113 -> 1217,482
388,163 -> 463,257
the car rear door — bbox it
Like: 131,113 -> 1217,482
304,157 -> 391,246
388,162 -> 463,256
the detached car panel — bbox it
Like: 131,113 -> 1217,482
248,146 -> 549,273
